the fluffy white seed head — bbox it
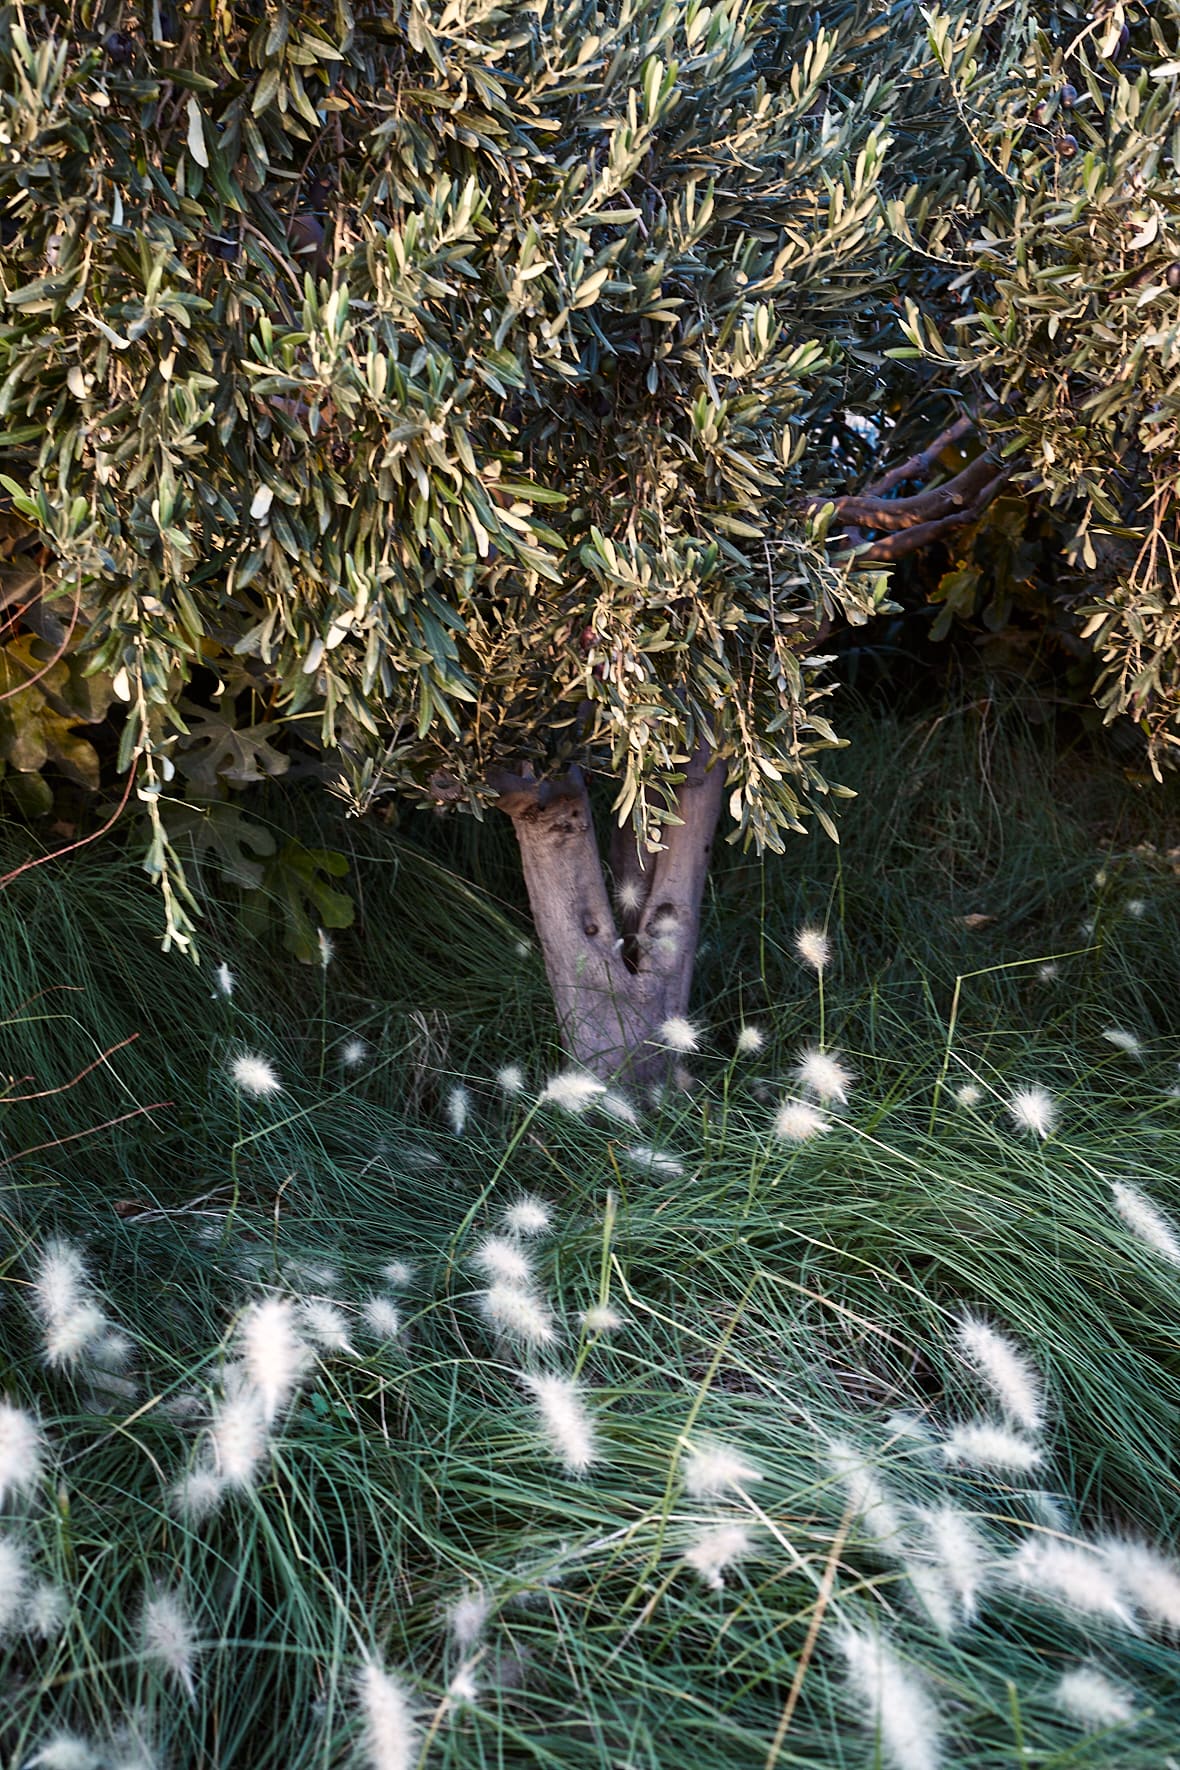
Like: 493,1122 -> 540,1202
616,879 -> 644,914
300,1301 -> 355,1356
316,928 -> 334,968
539,1071 -> 607,1113
502,1196 -> 551,1238
340,1038 -> 369,1069
1102,1028 -> 1143,1056
683,1442 -> 762,1499
954,1082 -> 983,1107
45,1304 -> 107,1369
941,1420 -> 1043,1473
1054,1666 -> 1135,1731
25,1580 -> 68,1640
210,1389 -> 268,1488
448,1665 -> 478,1704
1126,897 -> 1147,918
0,1536 -> 29,1631
230,1052 -> 281,1097
363,1297 -> 401,1340
773,1099 -> 829,1141
34,1241 -> 86,1327
447,1086 -> 470,1136
496,1065 -> 525,1095
1007,1539 -> 1134,1627
0,1402 -> 42,1506
913,1505 -> 988,1622
524,1373 -> 596,1473
142,1591 -> 198,1699
214,962 -> 235,998
684,1522 -> 756,1590
598,1089 -> 640,1125
1101,1537 -> 1180,1634
838,1626 -> 942,1770
240,1298 -> 309,1423
172,1469 -> 225,1522
736,1023 -> 765,1053
1111,1182 -> 1180,1266
448,1589 -> 490,1651
471,1237 -> 533,1287
624,1143 -> 685,1178
795,1047 -> 853,1104
381,1262 -> 414,1288
1037,961 -> 1059,982
581,1304 -> 623,1334
828,1441 -> 904,1551
659,1016 -> 699,1053
27,1735 -> 96,1770
956,1314 -> 1043,1432
795,925 -> 831,972
478,1284 -> 555,1346
1007,1085 -> 1056,1139
357,1660 -> 416,1770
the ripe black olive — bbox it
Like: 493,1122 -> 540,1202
1056,134 -> 1079,159
1060,83 -> 1077,106
1167,262 -> 1180,291
103,30 -> 134,64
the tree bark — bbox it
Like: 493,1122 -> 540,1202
492,749 -> 726,1083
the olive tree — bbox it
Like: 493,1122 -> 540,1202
1,0 -> 1177,1077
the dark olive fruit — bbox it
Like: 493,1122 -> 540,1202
330,441 -> 351,467
103,30 -> 134,64
1033,100 -> 1049,125
1167,262 -> 1180,291
1056,133 -> 1079,159
1060,82 -> 1077,106
1117,22 -> 1130,52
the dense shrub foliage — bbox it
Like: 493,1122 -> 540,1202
2,0 -> 1180,947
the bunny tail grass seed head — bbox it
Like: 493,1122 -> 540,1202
381,1261 -> 414,1288
1102,1027 -> 1143,1055
736,1023 -> 765,1053
340,1037 -> 369,1069
471,1236 -> 533,1287
942,1419 -> 1043,1473
828,1440 -> 904,1551
230,1052 -> 281,1097
954,1082 -> 983,1107
316,928 -> 334,968
1006,1085 -> 1056,1139
447,1086 -> 470,1136
358,1661 -> 416,1770
173,1469 -> 225,1522
25,1580 -> 67,1640
45,1303 -> 107,1369
34,1240 -> 85,1326
496,1064 -> 525,1095
598,1089 -> 640,1126
502,1195 -> 551,1237
524,1373 -> 596,1473
683,1442 -> 762,1499
142,1591 -> 198,1699
539,1071 -> 607,1113
795,1047 -> 853,1104
363,1296 -> 401,1340
478,1283 -> 556,1346
795,925 -> 831,972
581,1304 -> 623,1333
624,1143 -> 685,1178
685,1522 -> 756,1590
0,1537 -> 29,1631
914,1505 -> 989,1622
449,1588 -> 490,1651
1111,1182 -> 1180,1265
214,962 -> 234,998
956,1314 -> 1043,1432
300,1301 -> 355,1355
773,1099 -> 829,1141
0,1402 -> 42,1505
659,1016 -> 699,1053
1055,1666 -> 1136,1731
838,1626 -> 942,1770
1007,1539 -> 1134,1627
27,1734 -> 97,1770
1101,1536 -> 1180,1634
211,1389 -> 268,1488
240,1298 -> 309,1423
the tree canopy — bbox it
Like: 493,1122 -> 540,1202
2,0 -> 1179,954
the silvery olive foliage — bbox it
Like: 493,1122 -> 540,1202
1,0 -> 1178,950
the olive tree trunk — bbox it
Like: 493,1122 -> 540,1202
491,749 -> 726,1083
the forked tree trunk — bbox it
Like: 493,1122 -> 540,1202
491,749 -> 726,1083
